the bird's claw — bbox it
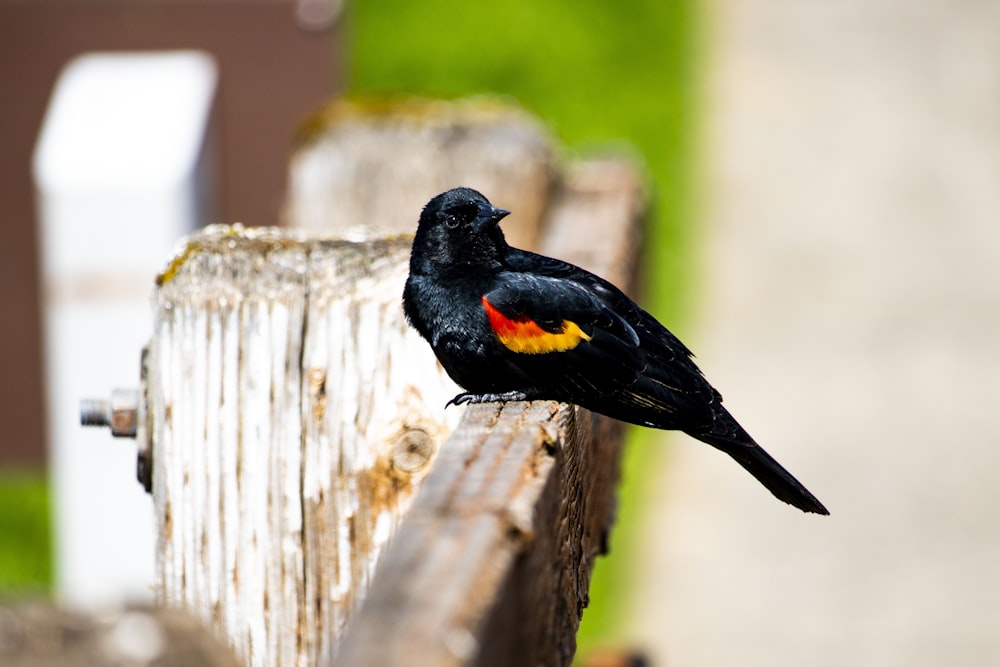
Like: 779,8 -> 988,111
446,390 -> 530,408
446,393 -> 474,408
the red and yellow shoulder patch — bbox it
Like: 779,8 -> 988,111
482,295 -> 592,354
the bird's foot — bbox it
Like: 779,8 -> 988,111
446,390 -> 531,408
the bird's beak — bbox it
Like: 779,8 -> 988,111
475,206 -> 511,232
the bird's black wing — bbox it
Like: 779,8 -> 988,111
482,274 -> 643,393
483,273 -> 717,425
500,250 -> 722,421
503,247 -> 699,364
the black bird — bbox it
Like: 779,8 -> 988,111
402,187 -> 828,515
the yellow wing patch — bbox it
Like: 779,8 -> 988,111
482,296 -> 592,354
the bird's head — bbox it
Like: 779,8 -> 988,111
411,187 -> 512,274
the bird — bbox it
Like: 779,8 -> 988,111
402,187 -> 828,515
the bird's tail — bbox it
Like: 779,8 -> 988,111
689,414 -> 829,515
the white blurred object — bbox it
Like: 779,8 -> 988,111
33,51 -> 218,608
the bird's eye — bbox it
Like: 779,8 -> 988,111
442,202 -> 479,229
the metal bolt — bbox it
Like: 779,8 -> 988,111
79,347 -> 152,493
80,399 -> 112,427
80,389 -> 139,438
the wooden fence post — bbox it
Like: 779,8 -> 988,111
151,229 -> 460,666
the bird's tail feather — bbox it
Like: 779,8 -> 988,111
690,420 -> 829,515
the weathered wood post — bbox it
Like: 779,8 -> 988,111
145,99 -> 647,666
151,229 -> 460,666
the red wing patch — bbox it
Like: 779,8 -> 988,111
482,295 -> 592,354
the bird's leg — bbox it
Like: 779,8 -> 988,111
446,390 -> 532,408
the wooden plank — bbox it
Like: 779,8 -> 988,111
333,158 -> 646,666
333,401 -> 618,667
333,401 -> 575,667
288,98 -> 557,250
150,228 -> 461,666
0,603 -> 240,667
539,157 -> 647,287
297,237 -> 463,665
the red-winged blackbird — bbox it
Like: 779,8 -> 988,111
403,187 -> 828,515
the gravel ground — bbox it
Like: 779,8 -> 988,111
628,1 -> 1000,665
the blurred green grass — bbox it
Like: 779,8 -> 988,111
0,470 -> 52,596
351,0 -> 699,656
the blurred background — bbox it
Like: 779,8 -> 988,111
2,0 -> 999,665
